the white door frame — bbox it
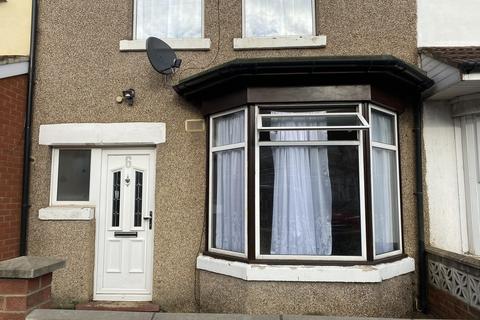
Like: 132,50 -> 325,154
93,148 -> 156,301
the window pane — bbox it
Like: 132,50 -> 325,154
259,130 -> 358,142
261,114 -> 365,128
259,145 -> 361,256
245,0 -> 314,37
136,0 -> 202,39
57,150 -> 91,201
459,115 -> 480,254
372,147 -> 400,255
213,111 -> 245,147
211,149 -> 245,253
372,110 -> 395,145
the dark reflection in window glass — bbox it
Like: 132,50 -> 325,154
57,150 -> 91,201
259,145 -> 361,256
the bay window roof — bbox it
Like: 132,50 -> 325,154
173,56 -> 434,103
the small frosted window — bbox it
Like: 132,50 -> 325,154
57,150 -> 91,201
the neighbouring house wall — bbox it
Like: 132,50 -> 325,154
0,74 -> 27,261
28,0 -> 419,313
0,0 -> 31,56
417,0 -> 480,47
426,247 -> 480,319
423,101 -> 463,254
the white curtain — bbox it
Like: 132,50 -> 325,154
269,115 -> 332,255
136,0 -> 202,39
459,115 -> 480,254
245,0 -> 314,37
372,111 -> 399,255
213,112 -> 245,253
372,111 -> 394,145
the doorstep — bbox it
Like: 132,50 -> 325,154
75,301 -> 160,312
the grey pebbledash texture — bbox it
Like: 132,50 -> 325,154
0,256 -> 65,278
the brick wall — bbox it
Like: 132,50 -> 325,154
0,273 -> 52,320
0,74 -> 27,261
428,285 -> 480,319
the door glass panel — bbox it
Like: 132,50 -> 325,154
134,171 -> 143,227
112,171 -> 121,227
57,150 -> 91,201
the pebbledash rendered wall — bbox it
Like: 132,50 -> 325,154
28,0 -> 419,316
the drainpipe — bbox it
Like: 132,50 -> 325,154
414,98 -> 427,313
20,0 -> 38,256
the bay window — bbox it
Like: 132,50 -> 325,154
208,103 -> 403,263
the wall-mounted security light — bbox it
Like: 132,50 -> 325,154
122,89 -> 135,106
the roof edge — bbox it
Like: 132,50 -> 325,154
173,55 -> 434,97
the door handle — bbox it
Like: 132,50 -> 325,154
143,211 -> 153,230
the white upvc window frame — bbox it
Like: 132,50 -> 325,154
49,148 -> 102,207
208,107 -> 249,258
255,103 -> 368,261
258,112 -> 369,131
234,0 -> 326,50
369,104 -> 403,260
241,0 -> 316,38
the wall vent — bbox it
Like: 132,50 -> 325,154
185,119 -> 205,132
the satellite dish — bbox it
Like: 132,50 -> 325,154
146,37 -> 182,75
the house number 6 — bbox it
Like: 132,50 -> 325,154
125,156 -> 132,168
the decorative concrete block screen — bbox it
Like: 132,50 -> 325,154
427,247 -> 480,319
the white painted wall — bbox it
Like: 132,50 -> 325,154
423,101 -> 463,253
418,0 -> 480,47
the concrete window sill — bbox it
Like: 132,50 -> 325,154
233,35 -> 327,50
39,206 -> 95,220
196,255 -> 415,283
120,38 -> 211,51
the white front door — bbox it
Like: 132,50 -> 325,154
94,149 -> 156,301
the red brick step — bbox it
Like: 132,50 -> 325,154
75,301 -> 161,312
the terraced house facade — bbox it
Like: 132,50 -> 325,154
24,0 -> 435,317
